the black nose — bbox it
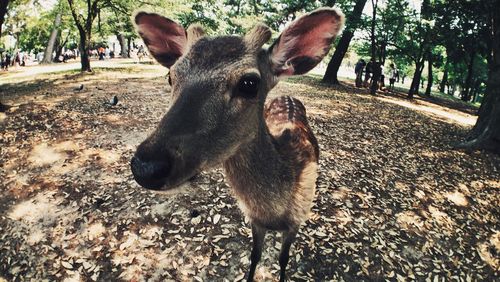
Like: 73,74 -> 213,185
130,156 -> 171,189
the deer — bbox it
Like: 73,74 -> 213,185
130,8 -> 344,281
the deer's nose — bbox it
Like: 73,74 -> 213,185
130,156 -> 171,189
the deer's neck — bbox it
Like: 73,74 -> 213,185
223,120 -> 293,194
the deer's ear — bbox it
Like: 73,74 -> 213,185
135,12 -> 187,68
269,8 -> 344,77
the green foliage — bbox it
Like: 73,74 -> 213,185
176,1 -> 221,33
3,0 -> 491,100
17,10 -> 51,52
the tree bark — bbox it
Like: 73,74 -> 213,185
471,79 -> 481,103
78,30 -> 92,72
67,0 -> 99,72
127,37 -> 132,57
408,61 -> 424,99
322,30 -> 353,84
117,33 -> 128,58
368,0 -> 379,95
439,59 -> 448,93
370,61 -> 381,95
370,0 -> 378,61
322,0 -> 368,84
460,3 -> 500,154
54,32 -> 69,62
425,52 -> 433,97
381,41 -> 387,64
461,52 -> 476,101
41,12 -> 62,64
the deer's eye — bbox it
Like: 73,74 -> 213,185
236,74 -> 260,98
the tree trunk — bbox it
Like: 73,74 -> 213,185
471,79 -> 481,103
41,12 -> 62,64
370,0 -> 378,61
54,33 -> 68,62
0,0 -> 9,39
368,0 -> 378,95
78,30 -> 92,72
425,52 -> 433,97
117,33 -> 128,58
439,59 -> 448,93
322,31 -> 353,84
67,0 -> 99,72
408,61 -> 424,99
322,0 -> 368,84
460,4 -> 500,154
370,62 -> 381,95
461,52 -> 476,101
127,37 -> 132,57
380,41 -> 387,64
53,35 -> 61,62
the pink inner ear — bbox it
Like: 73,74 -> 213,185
271,9 -> 343,76
287,15 -> 338,57
135,12 -> 187,68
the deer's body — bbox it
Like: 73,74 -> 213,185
130,8 -> 343,281
225,96 -> 319,231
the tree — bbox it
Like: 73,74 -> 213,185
17,11 -> 51,53
67,0 -> 102,72
41,9 -> 62,64
434,0 -> 490,101
406,0 -> 433,99
322,0 -> 368,85
460,0 -> 500,153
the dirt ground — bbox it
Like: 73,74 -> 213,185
0,62 -> 499,281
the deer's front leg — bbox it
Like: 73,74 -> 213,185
247,223 -> 266,282
279,229 -> 297,282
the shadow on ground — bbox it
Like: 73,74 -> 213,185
0,68 -> 498,281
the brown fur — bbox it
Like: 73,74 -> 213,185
264,96 -> 319,226
131,8 -> 344,281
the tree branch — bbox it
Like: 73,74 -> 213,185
386,42 -> 418,62
67,0 -> 84,33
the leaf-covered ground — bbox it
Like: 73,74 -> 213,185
1,62 -> 499,281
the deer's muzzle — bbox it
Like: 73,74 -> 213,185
130,156 -> 172,190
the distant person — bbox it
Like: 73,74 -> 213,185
354,59 -> 366,87
388,63 -> 397,91
3,53 -> 11,70
98,47 -> 105,60
21,53 -> 27,66
105,47 -> 110,59
14,52 -> 20,67
379,63 -> 385,90
363,58 -> 374,87
137,45 -> 146,62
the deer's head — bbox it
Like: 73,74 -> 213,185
130,8 -> 344,190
